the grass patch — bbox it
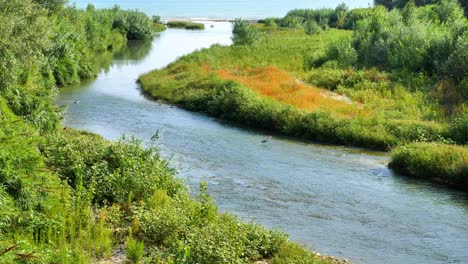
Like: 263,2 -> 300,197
216,66 -> 368,118
389,143 -> 468,189
152,22 -> 166,33
167,20 -> 205,30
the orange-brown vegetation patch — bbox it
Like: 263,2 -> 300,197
216,66 -> 369,118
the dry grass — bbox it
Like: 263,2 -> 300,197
216,66 -> 369,118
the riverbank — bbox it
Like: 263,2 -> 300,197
0,2 -> 347,263
389,143 -> 468,190
139,3 -> 467,190
138,28 -> 449,151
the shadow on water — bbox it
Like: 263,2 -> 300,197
113,39 -> 154,62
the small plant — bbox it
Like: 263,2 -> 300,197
304,20 -> 322,35
126,231 -> 144,264
264,18 -> 278,28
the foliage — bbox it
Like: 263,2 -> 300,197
167,20 -> 205,30
441,32 -> 468,82
232,19 -> 262,45
111,9 -> 154,40
448,111 -> 468,144
351,1 -> 466,77
271,243 -> 329,264
276,4 -> 373,31
305,20 -> 323,35
374,0 -> 467,15
389,143 -> 468,188
126,232 -> 145,264
0,0 -> 58,131
33,0 -> 66,12
40,130 -> 184,204
325,37 -> 358,67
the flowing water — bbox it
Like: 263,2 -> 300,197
73,0 -> 370,19
57,22 -> 468,264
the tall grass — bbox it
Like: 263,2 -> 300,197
167,20 -> 205,30
390,143 -> 468,189
216,66 -> 368,117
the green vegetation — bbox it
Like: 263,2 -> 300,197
232,19 -> 262,45
390,143 -> 468,188
139,0 -> 467,187
0,1 -> 341,263
374,0 -> 467,15
167,20 -> 205,30
5,121 -> 340,262
259,4 -> 372,31
126,230 -> 145,263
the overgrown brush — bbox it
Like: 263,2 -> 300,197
389,143 -> 468,188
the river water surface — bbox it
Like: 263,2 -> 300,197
57,22 -> 468,264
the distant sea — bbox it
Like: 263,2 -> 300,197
71,0 -> 371,19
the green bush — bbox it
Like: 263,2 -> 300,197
232,19 -> 262,45
441,32 -> 468,82
111,9 -> 154,39
348,0 -> 467,81
448,113 -> 468,144
264,17 -> 278,28
389,142 -> 468,188
306,68 -> 346,90
305,20 -> 323,35
325,37 -> 358,67
126,234 -> 145,263
40,130 -> 185,204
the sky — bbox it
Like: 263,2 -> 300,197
70,0 -> 372,19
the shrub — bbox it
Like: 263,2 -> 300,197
112,10 -> 154,39
389,142 -> 468,188
441,33 -> 468,82
350,0 -> 466,82
232,19 -> 262,45
40,130 -> 185,204
33,0 -> 66,12
448,113 -> 468,144
264,17 -> 278,28
305,20 -> 323,35
325,37 -> 358,67
126,234 -> 145,263
306,68 -> 345,90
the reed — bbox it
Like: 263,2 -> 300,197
167,21 -> 205,30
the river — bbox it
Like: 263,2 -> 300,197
57,22 -> 468,264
